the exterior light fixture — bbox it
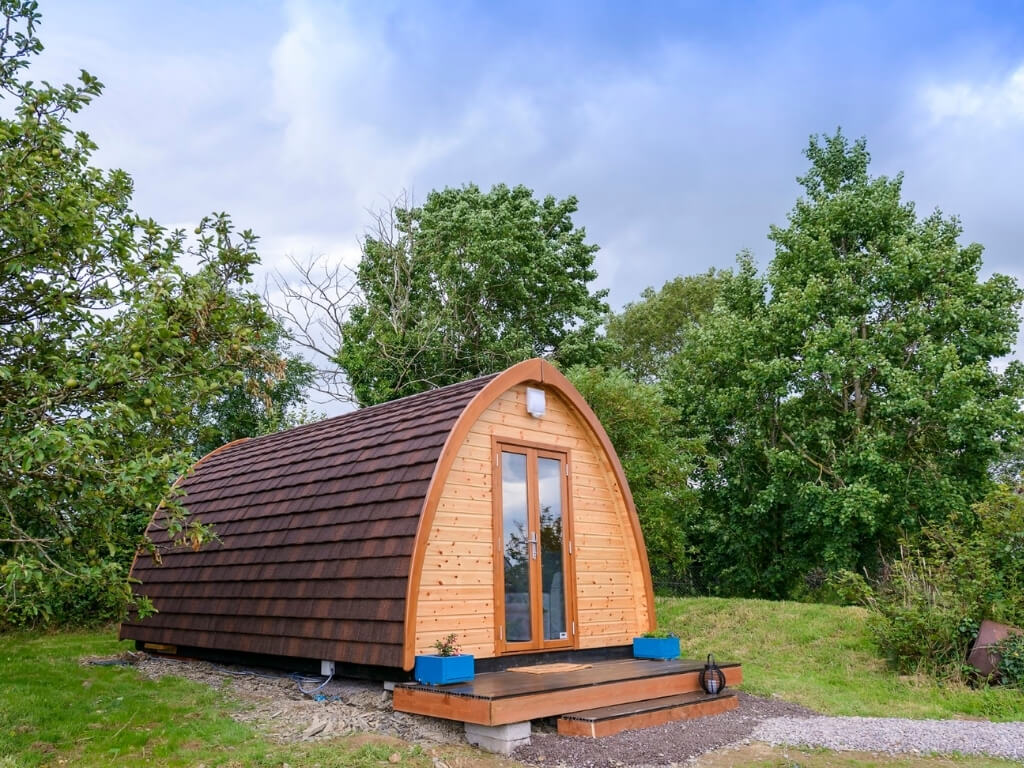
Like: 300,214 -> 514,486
699,654 -> 726,695
526,387 -> 546,418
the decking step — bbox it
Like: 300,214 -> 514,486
557,691 -> 739,738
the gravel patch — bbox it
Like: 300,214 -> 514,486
512,693 -> 816,767
754,715 -> 1024,762
120,653 -> 464,745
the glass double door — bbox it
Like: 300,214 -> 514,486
496,443 -> 575,653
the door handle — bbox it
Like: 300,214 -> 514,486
528,531 -> 537,560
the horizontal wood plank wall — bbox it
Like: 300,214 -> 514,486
414,384 -> 650,657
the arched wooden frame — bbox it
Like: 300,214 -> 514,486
402,359 -> 656,670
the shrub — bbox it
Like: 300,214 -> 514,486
432,633 -> 461,657
642,629 -> 679,639
995,633 -> 1024,688
834,486 -> 1024,678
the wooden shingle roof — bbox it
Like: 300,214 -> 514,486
121,373 -> 496,668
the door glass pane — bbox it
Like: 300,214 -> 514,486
537,456 -> 567,641
501,451 -> 531,643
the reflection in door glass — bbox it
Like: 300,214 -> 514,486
537,457 -> 567,641
501,452 -> 531,643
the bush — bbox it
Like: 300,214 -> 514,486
995,633 -> 1024,687
834,487 -> 1024,678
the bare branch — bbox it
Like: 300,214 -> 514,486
266,253 -> 359,405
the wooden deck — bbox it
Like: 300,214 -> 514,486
392,657 -> 743,726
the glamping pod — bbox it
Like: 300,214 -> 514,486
121,359 -> 655,672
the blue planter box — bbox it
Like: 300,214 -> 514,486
414,654 -> 475,685
633,637 -> 680,660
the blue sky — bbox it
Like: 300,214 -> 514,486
28,0 -> 1024,398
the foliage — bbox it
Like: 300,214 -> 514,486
192,323 -> 316,458
834,487 -> 1024,677
432,632 -> 461,657
605,270 -> 724,382
641,628 -> 679,639
656,596 -> 1024,721
666,131 -> 1024,598
336,185 -> 610,405
994,632 -> 1024,688
566,365 -> 703,591
0,2 -> 293,627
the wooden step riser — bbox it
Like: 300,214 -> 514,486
557,694 -> 739,738
393,665 -> 743,726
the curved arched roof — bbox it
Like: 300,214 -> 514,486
121,359 -> 653,669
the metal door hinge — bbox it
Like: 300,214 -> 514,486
572,621 -> 576,635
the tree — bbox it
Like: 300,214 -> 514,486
566,366 -> 702,590
0,2 -> 291,626
192,322 -> 316,458
336,185 -> 610,405
668,131 -> 1024,598
605,270 -> 725,382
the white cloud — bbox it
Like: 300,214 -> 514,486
921,65 -> 1024,126
268,0 -> 460,209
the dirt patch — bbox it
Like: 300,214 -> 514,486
512,693 -> 819,767
114,653 -> 464,745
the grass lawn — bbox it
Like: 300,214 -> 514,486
2,599 -> 1023,767
0,629 -> 510,768
658,596 -> 1024,721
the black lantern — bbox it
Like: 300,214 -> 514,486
699,653 -> 726,695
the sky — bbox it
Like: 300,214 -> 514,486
26,0 -> 1024,407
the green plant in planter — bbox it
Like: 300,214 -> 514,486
642,629 -> 679,639
995,633 -> 1024,687
433,633 -> 461,657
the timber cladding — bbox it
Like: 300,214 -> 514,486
414,383 -> 651,658
121,359 -> 655,671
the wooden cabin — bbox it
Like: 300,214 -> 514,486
121,358 -> 656,672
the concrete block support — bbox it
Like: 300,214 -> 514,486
464,721 -> 531,755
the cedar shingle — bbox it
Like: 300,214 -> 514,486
121,373 -> 496,668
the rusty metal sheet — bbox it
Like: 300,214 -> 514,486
967,619 -> 1023,678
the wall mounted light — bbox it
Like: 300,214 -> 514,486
526,387 -> 546,418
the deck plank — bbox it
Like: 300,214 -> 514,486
557,692 -> 739,738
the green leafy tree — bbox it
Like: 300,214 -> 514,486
337,185 -> 610,405
566,366 -> 703,590
0,2 -> 291,626
605,270 -> 724,382
192,323 -> 316,458
669,131 -> 1024,597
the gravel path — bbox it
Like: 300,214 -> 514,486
513,693 -> 818,767
754,715 -> 1024,762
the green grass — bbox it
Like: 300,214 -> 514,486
3,600 -> 1024,767
657,596 -> 1024,721
0,629 -> 509,768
